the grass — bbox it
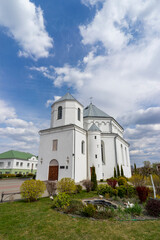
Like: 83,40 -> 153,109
0,193 -> 160,240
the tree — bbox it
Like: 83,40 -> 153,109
117,164 -> 120,177
134,163 -> 137,174
114,167 -> 117,178
121,165 -> 124,177
91,166 -> 97,191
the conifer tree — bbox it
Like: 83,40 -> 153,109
114,167 -> 117,178
117,164 -> 120,177
134,163 -> 137,174
91,166 -> 97,191
121,165 -> 124,177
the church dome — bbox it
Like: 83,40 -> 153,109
83,103 -> 110,118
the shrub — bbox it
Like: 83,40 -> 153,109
129,174 -> 145,187
27,173 -> 34,176
126,185 -> 136,198
117,185 -> 127,198
20,179 -> 46,202
52,193 -> 70,210
64,200 -> 83,214
124,203 -> 142,216
100,179 -> 104,182
136,186 -> 150,203
97,184 -> 112,196
107,179 -> 117,188
118,177 -> 127,186
16,173 -> 22,178
76,184 -> 82,193
111,188 -> 118,197
46,181 -> 57,196
91,166 -> 97,191
82,180 -> 93,192
57,178 -> 76,194
146,198 -> 160,217
82,204 -> 96,217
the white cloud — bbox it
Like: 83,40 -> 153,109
0,0 -> 53,59
0,100 -> 16,123
29,0 -> 160,165
0,99 -> 39,154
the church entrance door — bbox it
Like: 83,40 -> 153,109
48,159 -> 59,181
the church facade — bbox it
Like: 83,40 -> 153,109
36,93 -> 131,182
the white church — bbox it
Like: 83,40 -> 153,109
36,93 -> 131,182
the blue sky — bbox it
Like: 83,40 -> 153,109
0,0 -> 160,167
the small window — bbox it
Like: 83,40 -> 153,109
0,172 -> 2,174
53,139 -> 58,151
81,141 -> 85,154
19,172 -> 22,174
8,162 -> 11,167
15,172 -> 17,174
20,162 -> 23,167
5,172 -> 10,174
16,162 -> 19,166
60,166 -> 65,169
36,164 -> 38,167
0,162 -> 4,167
58,106 -> 62,119
95,154 -> 97,159
66,166 -> 68,169
27,163 -> 30,167
78,108 -> 81,121
95,136 -> 97,139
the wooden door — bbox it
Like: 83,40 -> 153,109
48,166 -> 58,180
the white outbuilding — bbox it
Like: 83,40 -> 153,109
36,93 -> 131,182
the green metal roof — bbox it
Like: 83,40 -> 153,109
83,103 -> 110,118
88,123 -> 101,132
55,93 -> 76,102
52,92 -> 82,106
0,150 -> 35,160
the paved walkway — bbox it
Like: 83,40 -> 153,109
0,178 -> 48,202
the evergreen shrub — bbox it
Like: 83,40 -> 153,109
91,166 -> 97,190
20,179 -> 46,202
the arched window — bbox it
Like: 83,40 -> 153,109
101,140 -> 105,164
58,106 -> 62,119
78,108 -> 81,121
81,141 -> 85,154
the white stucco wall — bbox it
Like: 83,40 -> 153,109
37,126 -> 74,181
116,137 -> 131,178
51,101 -> 83,129
74,128 -> 87,182
87,131 -> 102,180
101,135 -> 117,179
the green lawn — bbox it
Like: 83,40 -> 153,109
0,194 -> 160,240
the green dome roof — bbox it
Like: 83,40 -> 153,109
83,103 -> 110,118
